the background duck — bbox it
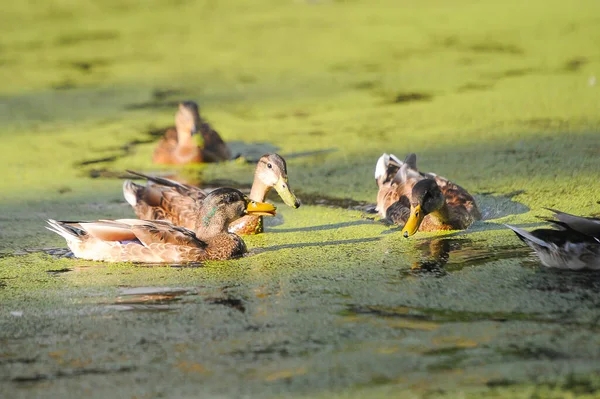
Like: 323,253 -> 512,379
152,101 -> 231,164
506,209 -> 600,270
123,153 -> 300,235
374,152 -> 481,237
46,188 -> 276,263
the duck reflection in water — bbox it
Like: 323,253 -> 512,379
409,238 -> 455,276
407,235 -> 534,276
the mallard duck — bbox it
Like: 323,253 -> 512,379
123,153 -> 300,235
152,101 -> 231,164
46,188 -> 275,263
374,153 -> 481,238
505,209 -> 600,270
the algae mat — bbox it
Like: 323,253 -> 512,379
1,0 -> 600,398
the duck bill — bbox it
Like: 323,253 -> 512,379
274,177 -> 301,208
246,200 -> 277,217
402,205 -> 424,238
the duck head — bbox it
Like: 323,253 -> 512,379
175,101 -> 202,137
401,179 -> 444,238
254,154 -> 301,208
197,188 -> 276,236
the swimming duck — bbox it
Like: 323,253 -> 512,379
123,153 -> 300,235
46,188 -> 276,263
374,153 -> 481,237
152,101 -> 231,164
505,209 -> 600,270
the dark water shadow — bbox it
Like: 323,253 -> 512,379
206,297 -> 246,313
106,286 -> 193,312
209,144 -> 336,164
11,247 -> 75,258
6,247 -> 208,269
282,148 -> 338,160
268,220 -> 374,234
46,268 -> 73,276
251,237 -> 381,254
341,303 -> 554,325
474,191 -> 530,220
75,131 -> 160,168
123,88 -> 189,110
295,191 -> 372,211
228,141 -> 280,161
524,267 -> 600,293
10,365 -> 137,384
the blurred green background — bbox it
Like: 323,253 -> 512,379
1,1 -> 600,398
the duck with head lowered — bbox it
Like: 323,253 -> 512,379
46,188 -> 275,263
123,153 -> 300,235
506,209 -> 600,270
374,153 -> 481,237
152,101 -> 231,164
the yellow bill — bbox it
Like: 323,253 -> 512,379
246,200 -> 277,216
274,176 -> 301,209
402,204 -> 424,238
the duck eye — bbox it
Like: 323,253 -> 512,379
267,163 -> 272,169
415,210 -> 420,217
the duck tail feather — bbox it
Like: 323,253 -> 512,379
374,153 -> 389,180
46,220 -> 85,242
126,170 -> 186,189
122,180 -> 142,206
504,224 -> 551,248
403,153 -> 417,170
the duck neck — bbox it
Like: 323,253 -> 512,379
249,177 -> 270,202
176,127 -> 195,148
429,201 -> 451,226
194,206 -> 229,240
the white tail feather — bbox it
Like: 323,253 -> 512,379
46,220 -> 83,243
374,153 -> 389,180
504,224 -> 552,249
122,180 -> 138,206
389,153 -> 403,165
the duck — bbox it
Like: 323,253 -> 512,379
123,153 -> 300,235
152,101 -> 232,164
45,188 -> 276,263
374,153 -> 481,238
505,209 -> 600,270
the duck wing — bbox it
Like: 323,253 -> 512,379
198,121 -> 231,161
123,219 -> 207,249
505,224 -> 600,270
375,153 -> 405,185
545,208 -> 600,238
124,171 -> 206,228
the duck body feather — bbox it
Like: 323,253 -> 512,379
375,153 -> 481,232
46,188 -> 273,263
152,101 -> 231,165
124,154 -> 299,235
46,219 -> 246,263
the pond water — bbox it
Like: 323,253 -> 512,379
2,0 -> 600,397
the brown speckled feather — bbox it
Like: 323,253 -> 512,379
124,175 -> 207,230
204,233 -> 247,260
